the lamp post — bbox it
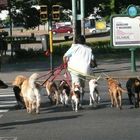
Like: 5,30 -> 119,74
48,0 -> 53,71
8,0 -> 12,37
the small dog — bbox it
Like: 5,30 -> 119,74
71,83 -> 81,112
106,77 -> 126,109
89,78 -> 100,106
21,73 -> 42,114
59,80 -> 71,106
45,80 -> 60,105
126,78 -> 140,108
12,75 -> 27,109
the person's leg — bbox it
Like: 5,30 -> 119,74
69,72 -> 79,89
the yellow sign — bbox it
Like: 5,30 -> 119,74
95,21 -> 106,30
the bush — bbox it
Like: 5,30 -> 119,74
13,40 -> 140,62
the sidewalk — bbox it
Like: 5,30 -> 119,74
0,57 -> 140,84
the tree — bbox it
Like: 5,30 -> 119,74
9,0 -> 40,29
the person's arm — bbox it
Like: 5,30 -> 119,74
63,44 -> 76,66
63,55 -> 68,64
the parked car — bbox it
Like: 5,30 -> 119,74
89,25 -> 110,34
52,26 -> 73,34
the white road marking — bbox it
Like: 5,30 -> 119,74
0,88 -> 16,115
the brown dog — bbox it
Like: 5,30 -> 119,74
45,81 -> 60,105
106,78 -> 126,109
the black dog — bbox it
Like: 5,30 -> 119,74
0,80 -> 8,89
126,78 -> 140,108
13,86 -> 25,109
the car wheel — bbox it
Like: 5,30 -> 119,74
92,30 -> 96,34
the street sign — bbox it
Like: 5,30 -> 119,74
127,5 -> 138,17
110,5 -> 140,72
111,16 -> 140,47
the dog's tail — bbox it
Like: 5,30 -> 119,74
29,73 -> 40,88
117,86 -> 127,93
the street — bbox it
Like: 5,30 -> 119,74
1,78 -> 140,140
0,57 -> 140,140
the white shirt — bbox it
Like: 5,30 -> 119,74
64,43 -> 94,75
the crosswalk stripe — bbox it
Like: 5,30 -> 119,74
0,94 -> 15,97
0,137 -> 17,140
0,87 -> 16,115
0,110 -> 8,113
0,101 -> 17,104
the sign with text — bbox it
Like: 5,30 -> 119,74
111,16 -> 140,48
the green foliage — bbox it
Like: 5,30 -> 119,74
13,40 -> 135,62
14,48 -> 45,60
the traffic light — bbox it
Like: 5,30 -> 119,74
40,5 -> 48,22
52,5 -> 61,21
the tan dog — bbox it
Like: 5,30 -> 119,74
21,73 -> 42,114
45,81 -> 60,105
106,78 -> 126,109
12,75 -> 27,88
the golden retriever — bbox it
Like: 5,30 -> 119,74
106,77 -> 126,109
21,73 -> 42,114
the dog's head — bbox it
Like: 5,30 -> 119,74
135,78 -> 140,86
12,75 -> 27,87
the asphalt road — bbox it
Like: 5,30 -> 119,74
0,49 -> 140,140
0,79 -> 140,140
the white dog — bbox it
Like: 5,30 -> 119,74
59,80 -> 71,106
21,73 -> 42,114
89,76 -> 101,106
71,83 -> 81,112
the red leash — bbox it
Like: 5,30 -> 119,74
40,63 -> 70,86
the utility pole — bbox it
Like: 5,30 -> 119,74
81,0 -> 85,36
48,0 -> 53,71
8,0 -> 13,57
72,0 -> 77,43
8,0 -> 12,37
72,0 -> 85,43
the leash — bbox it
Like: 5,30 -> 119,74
39,63 -> 72,86
67,67 -> 139,81
68,67 -> 96,79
